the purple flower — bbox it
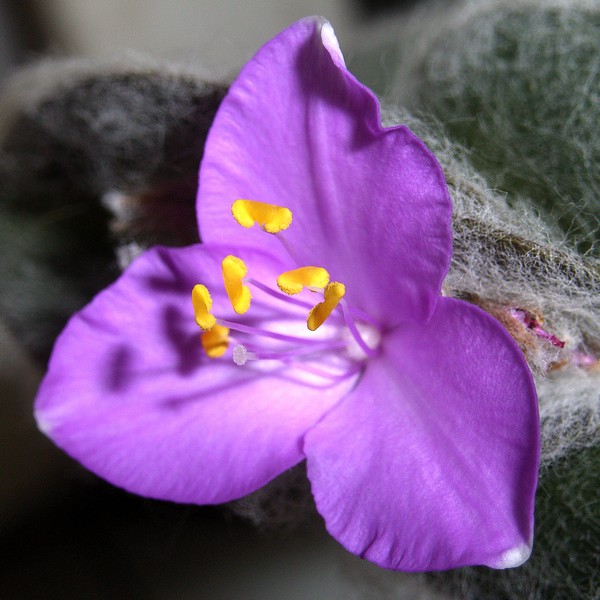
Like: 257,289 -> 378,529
34,18 -> 539,571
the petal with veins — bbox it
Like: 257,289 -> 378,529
305,298 -> 539,571
198,17 -> 452,325
35,244 -> 356,504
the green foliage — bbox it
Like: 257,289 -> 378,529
416,7 -> 600,255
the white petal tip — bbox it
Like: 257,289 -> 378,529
492,543 -> 532,569
34,410 -> 53,437
319,21 -> 345,66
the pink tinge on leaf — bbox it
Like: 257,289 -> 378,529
511,308 -> 566,348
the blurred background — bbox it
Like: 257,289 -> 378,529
0,1 -> 444,599
0,0 -> 424,80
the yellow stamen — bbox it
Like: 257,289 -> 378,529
222,255 -> 252,314
231,199 -> 292,233
192,284 -> 217,331
201,324 -> 230,358
307,282 -> 346,331
277,266 -> 330,295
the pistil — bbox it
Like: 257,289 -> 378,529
231,343 -> 363,384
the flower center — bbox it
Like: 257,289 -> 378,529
192,200 -> 381,379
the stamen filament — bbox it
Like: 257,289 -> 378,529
274,231 -> 301,265
347,305 -> 383,328
340,299 -> 379,358
247,278 -> 343,324
244,340 -> 346,360
247,278 -> 314,310
217,318 -> 331,346
291,362 -> 363,382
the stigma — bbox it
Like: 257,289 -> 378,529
192,200 -> 380,374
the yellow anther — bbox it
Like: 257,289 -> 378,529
222,255 -> 252,314
307,282 -> 346,331
192,284 -> 217,331
277,266 -> 330,295
201,324 -> 230,358
231,199 -> 293,233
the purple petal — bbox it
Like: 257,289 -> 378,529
197,17 -> 452,324
35,244 -> 356,503
304,298 -> 539,571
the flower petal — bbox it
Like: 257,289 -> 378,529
35,244 -> 356,504
304,298 -> 539,571
197,17 -> 452,324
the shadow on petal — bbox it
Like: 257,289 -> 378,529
162,304 -> 204,376
105,344 -> 135,392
